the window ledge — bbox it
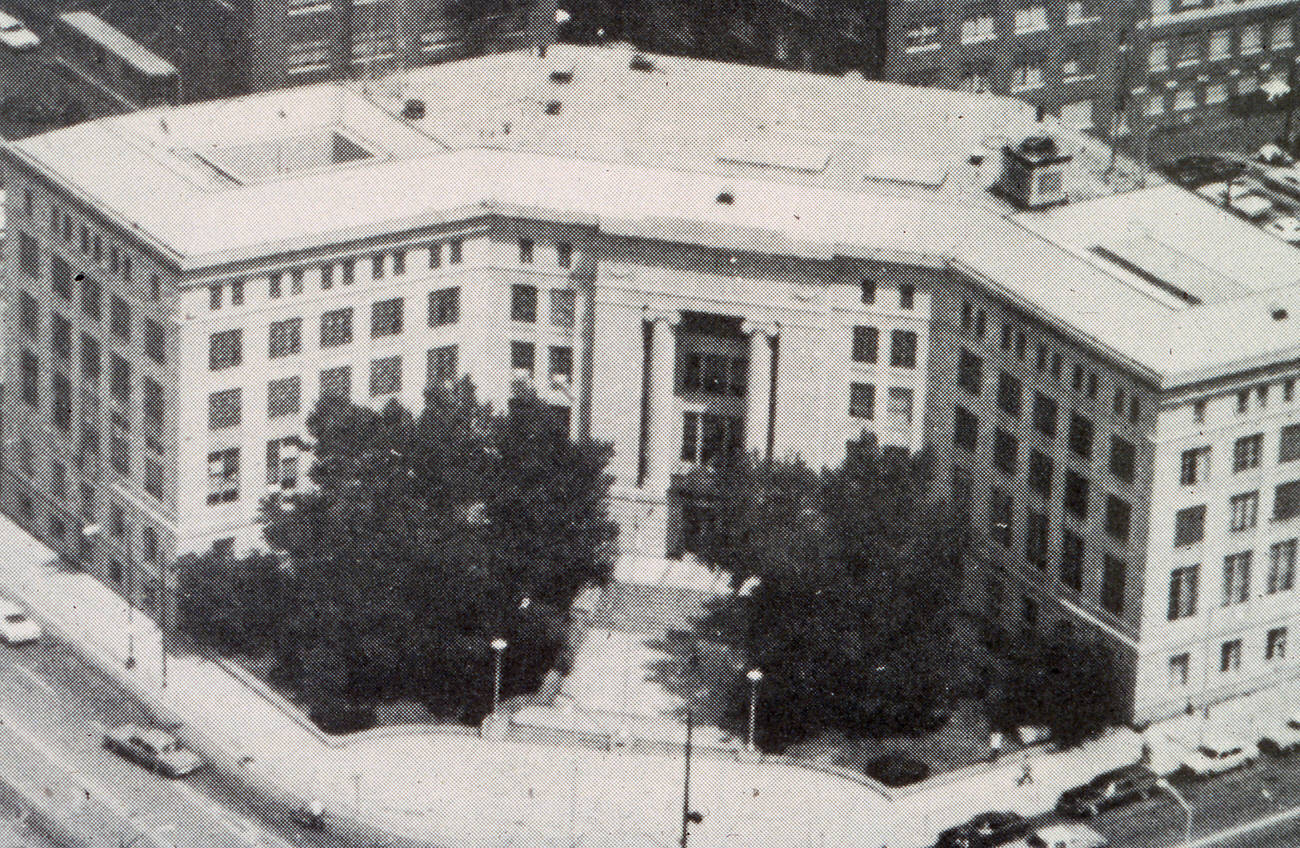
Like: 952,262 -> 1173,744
905,43 -> 943,53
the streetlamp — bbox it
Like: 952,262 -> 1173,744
490,638 -> 508,714
745,669 -> 763,752
1156,778 -> 1193,844
125,562 -> 135,669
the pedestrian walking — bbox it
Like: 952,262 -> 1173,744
1016,755 -> 1034,787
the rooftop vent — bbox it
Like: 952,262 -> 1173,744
549,69 -> 573,83
629,54 -> 655,72
545,100 -> 562,115
1274,307 -> 1290,321
716,191 -> 735,205
402,99 -> 425,120
997,135 -> 1072,210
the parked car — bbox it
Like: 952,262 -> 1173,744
1055,763 -> 1158,817
1023,824 -> 1108,848
0,12 -> 39,51
1258,712 -> 1300,754
866,753 -> 931,787
0,600 -> 39,645
1265,215 -> 1300,244
935,811 -> 1031,848
102,725 -> 203,777
1179,734 -> 1255,778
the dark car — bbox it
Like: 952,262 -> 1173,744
935,811 -> 1031,848
1161,155 -> 1247,188
1055,764 -> 1158,817
865,753 -> 931,787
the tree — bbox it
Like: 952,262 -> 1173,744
175,380 -> 616,726
175,549 -> 286,657
694,435 -> 967,751
992,631 -> 1121,749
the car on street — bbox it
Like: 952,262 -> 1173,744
102,725 -> 203,777
0,12 -> 39,51
1264,215 -> 1300,243
1162,154 -> 1246,188
1258,712 -> 1300,754
935,811 -> 1031,848
1055,763 -> 1158,817
1179,734 -> 1255,778
866,753 -> 931,787
0,600 -> 40,645
1022,824 -> 1108,848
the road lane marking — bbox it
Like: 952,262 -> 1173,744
0,704 -> 133,821
1184,799 -> 1300,848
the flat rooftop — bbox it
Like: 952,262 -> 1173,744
7,43 -> 1300,389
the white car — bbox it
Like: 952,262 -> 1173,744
1265,215 -> 1300,244
1259,712 -> 1300,754
0,600 -> 40,645
1180,735 -> 1255,777
0,12 -> 38,51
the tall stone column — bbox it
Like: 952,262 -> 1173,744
742,320 -> 779,461
644,309 -> 680,491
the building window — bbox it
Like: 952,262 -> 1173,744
959,349 -> 982,394
1229,490 -> 1259,532
511,284 -> 538,323
207,448 -> 240,505
267,438 -> 300,489
1109,437 -> 1136,483
371,298 -> 404,338
51,257 -> 71,301
79,333 -> 100,382
342,259 -> 355,285
1015,4 -> 1047,32
997,372 -> 1022,417
511,341 -> 535,379
1259,385 -> 1270,408
680,412 -> 743,465
428,345 -> 459,386
1181,446 -> 1211,485
898,284 -> 915,309
110,296 -> 131,342
320,264 -> 333,290
1105,495 -> 1131,542
886,387 -> 914,430
51,313 -> 72,361
145,458 -> 165,501
52,373 -> 71,432
210,283 -> 223,311
1168,564 -> 1199,620
370,356 -> 402,396
1034,393 -> 1058,438
21,351 -> 39,408
1001,324 -> 1014,352
18,232 -> 39,278
320,365 -> 351,399
1221,639 -> 1243,673
551,289 -> 576,327
371,255 -> 384,280
1061,531 -> 1084,590
209,388 -> 241,430
449,239 -> 463,264
319,307 -> 353,348
1174,33 -> 1202,66
905,17 -> 941,50
1026,511 -> 1049,568
1222,552 -> 1251,605
1029,450 -> 1053,498
19,291 -> 38,339
81,275 -> 101,321
144,320 -> 166,365
425,287 -> 460,327
991,487 -> 1013,547
1268,539 -> 1296,593
1064,471 -> 1090,518
232,279 -> 244,305
1194,400 -> 1207,423
1280,425 -> 1300,464
1242,23 -> 1262,54
209,330 -> 242,371
1169,653 -> 1190,687
1272,18 -> 1293,49
994,429 -> 1019,475
519,238 -> 534,264
860,279 -> 876,304
852,326 -> 879,363
1011,52 -> 1045,90
961,6 -> 996,43
549,346 -> 573,383
391,252 -> 405,277
556,243 -> 573,269
1237,390 -> 1250,414
1175,504 -> 1207,546
1102,554 -> 1126,614
842,384 -> 873,421
269,317 -> 303,358
1276,480 -> 1300,521
1148,40 -> 1169,71
961,303 -> 973,333
1069,413 -> 1094,459
1268,627 -> 1288,661
269,273 -> 283,299
1072,365 -> 1085,392
267,376 -> 301,418
952,465 -> 974,526
1062,42 -> 1098,78
109,354 -> 131,405
1237,433 -> 1266,469
954,405 -> 978,451
143,377 -> 164,438
890,331 -> 918,368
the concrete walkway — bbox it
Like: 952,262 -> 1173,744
0,514 -> 1277,848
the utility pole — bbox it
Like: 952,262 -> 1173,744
680,710 -> 693,848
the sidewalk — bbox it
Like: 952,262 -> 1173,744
0,513 -> 1242,848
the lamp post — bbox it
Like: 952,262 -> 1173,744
745,669 -> 763,752
490,638 -> 508,714
125,562 -> 135,669
1157,778 -> 1193,844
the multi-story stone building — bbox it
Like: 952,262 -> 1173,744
7,44 -> 1300,720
